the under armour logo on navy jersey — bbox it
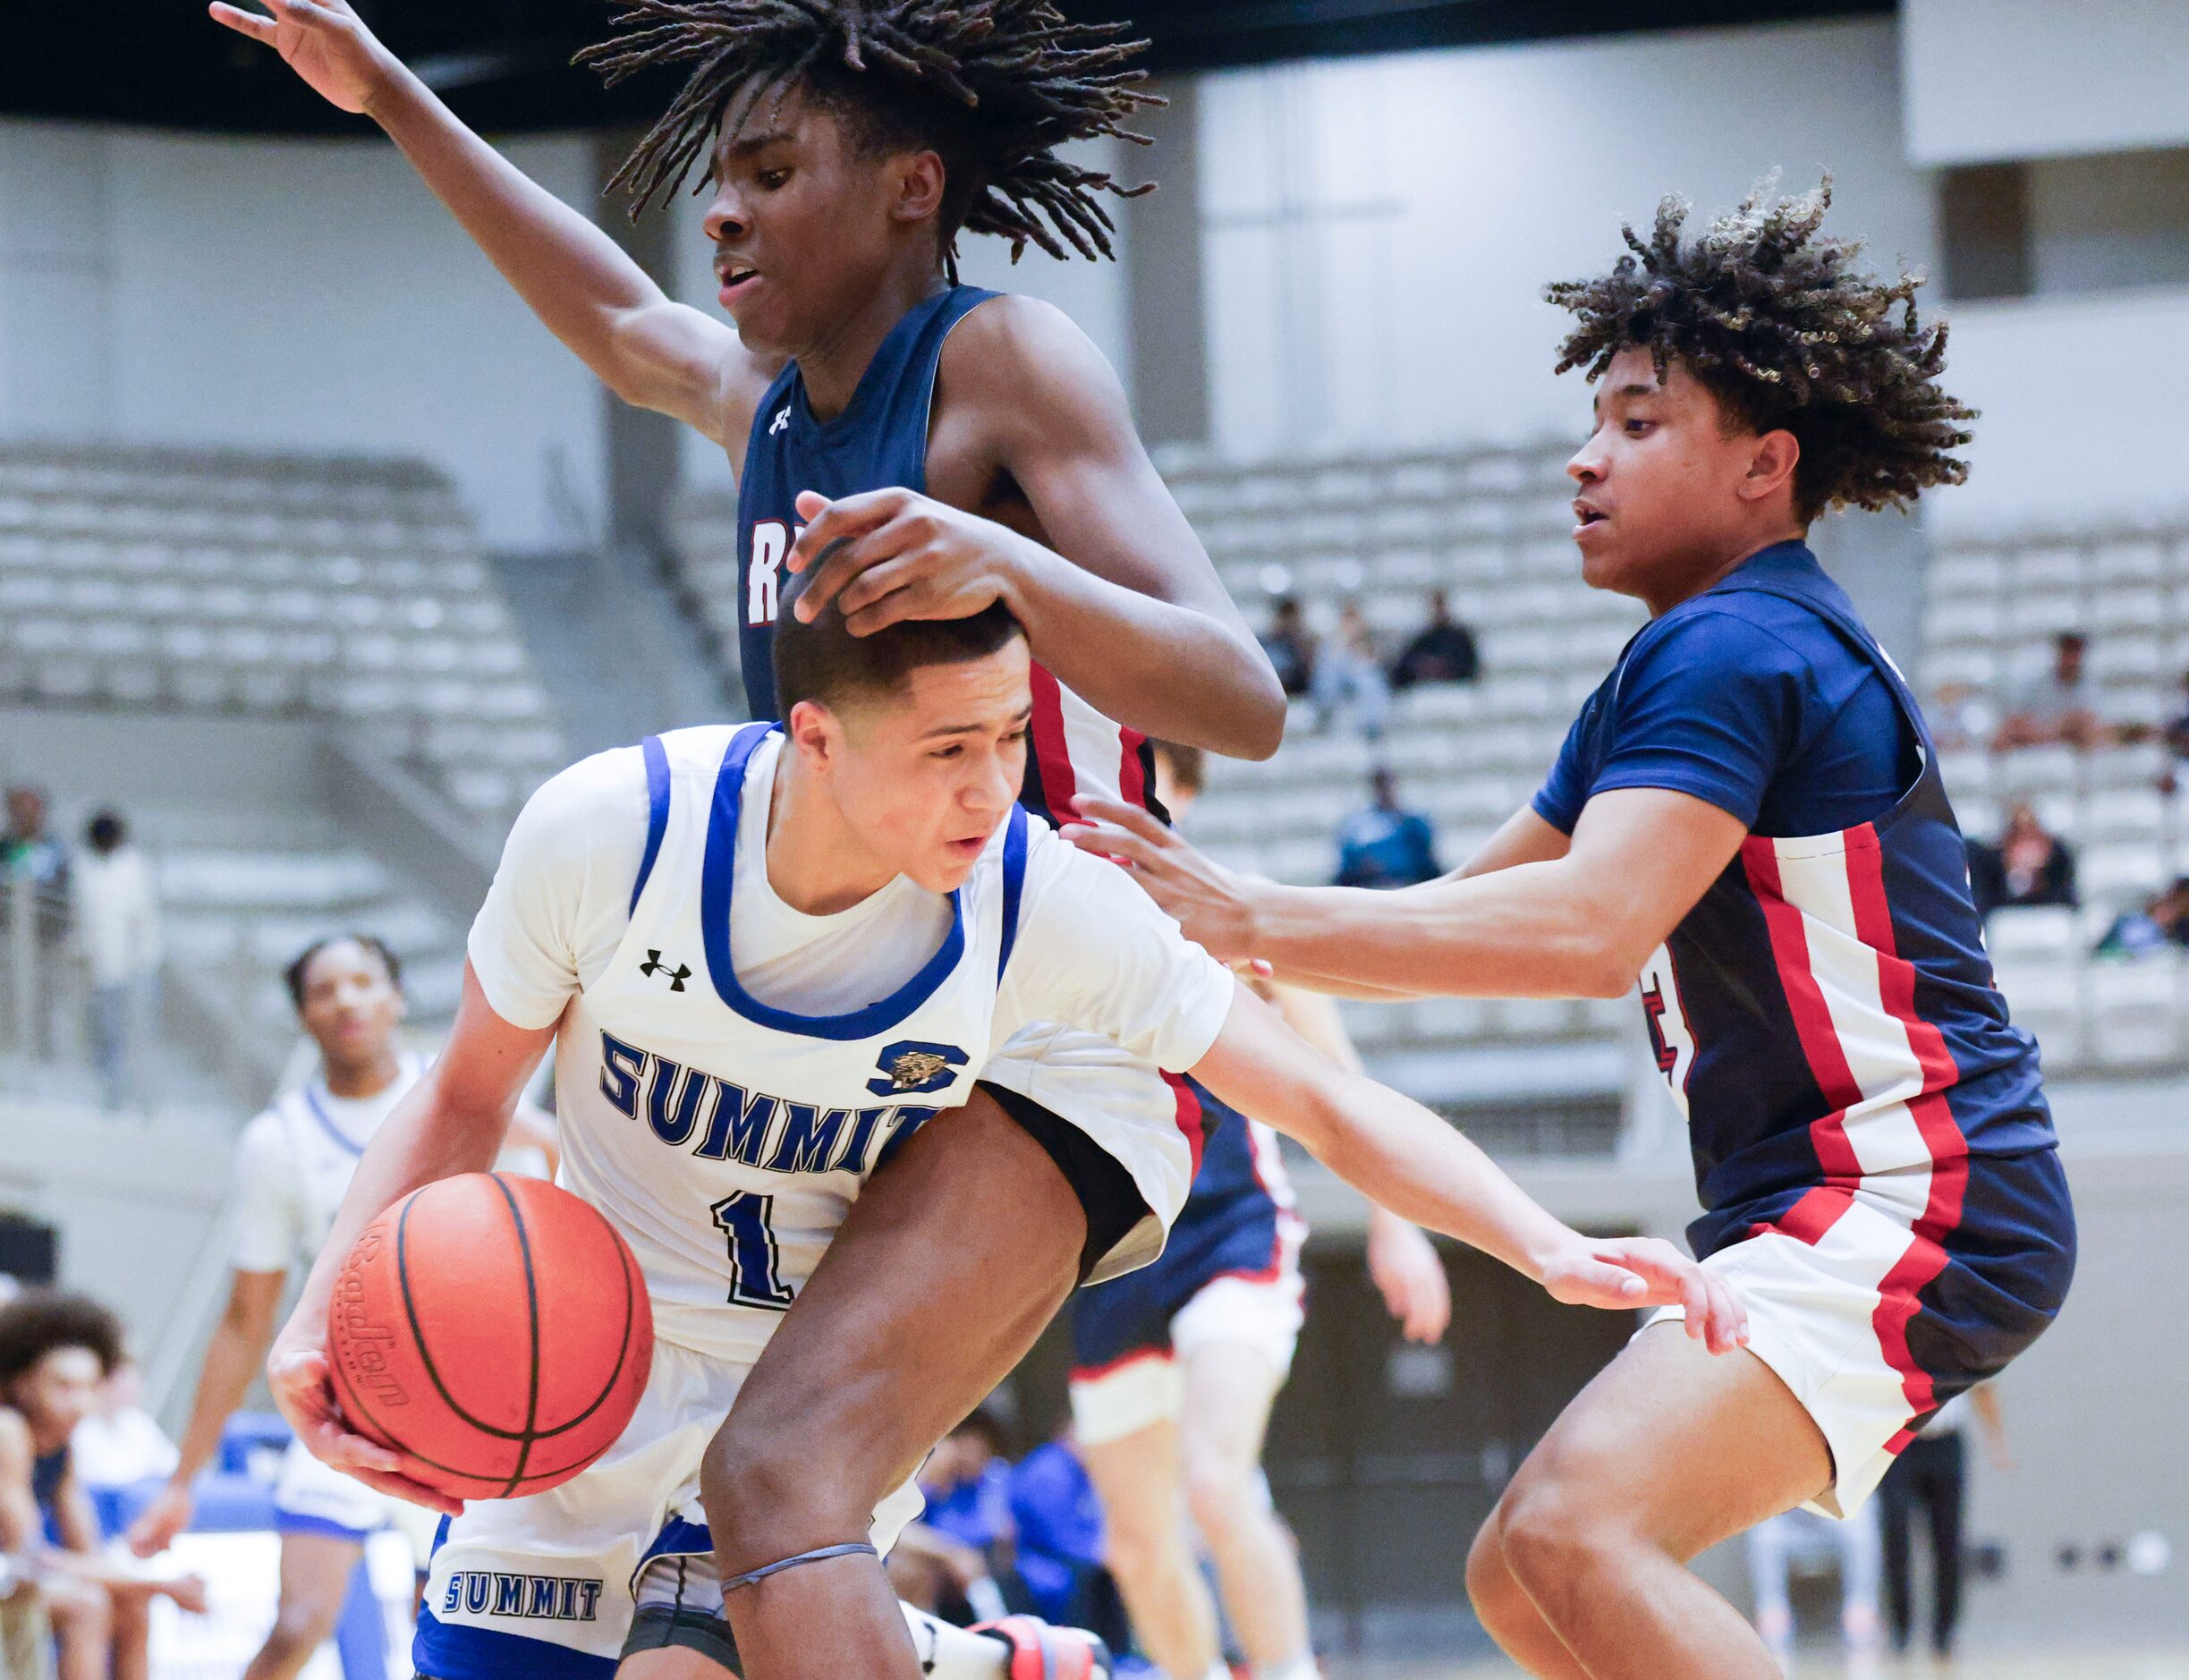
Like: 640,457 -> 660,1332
867,1039 -> 969,1099
640,951 -> 691,992
769,406 -> 792,435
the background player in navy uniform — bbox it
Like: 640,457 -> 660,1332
209,3 -> 1283,1676
1069,742 -> 1449,1680
1067,179 -> 2077,1679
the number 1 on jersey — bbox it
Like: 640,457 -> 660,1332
711,1192 -> 795,1311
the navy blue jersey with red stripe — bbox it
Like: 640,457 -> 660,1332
1535,544 -> 2073,1399
1072,1085 -> 1302,1374
732,284 -> 1158,832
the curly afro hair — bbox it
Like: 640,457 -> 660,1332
1547,175 -> 1977,522
579,0 -> 1160,280
0,1290 -> 124,1387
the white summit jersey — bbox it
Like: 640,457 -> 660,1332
467,724 -> 1237,1362
232,1053 -> 425,1276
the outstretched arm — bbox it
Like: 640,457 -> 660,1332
210,0 -> 762,445
786,299 -> 1287,759
263,964 -> 556,1515
1072,787 -> 1746,999
1190,988 -> 1746,1350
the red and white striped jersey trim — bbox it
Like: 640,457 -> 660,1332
1741,823 -> 1970,1418
1027,662 -> 1149,821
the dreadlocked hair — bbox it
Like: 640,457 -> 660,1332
579,0 -> 1160,280
1546,174 -> 1976,521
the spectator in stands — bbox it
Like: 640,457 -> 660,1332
1005,1431 -> 1131,1654
1744,1506 -> 1884,1674
1258,597 -> 1316,699
1388,588 -> 1481,690
0,1292 -> 203,1680
896,1412 -> 1018,1625
0,789 -> 70,1056
2092,877 -> 2189,955
1311,602 -> 1393,740
1335,768 -> 1443,889
1965,801 -> 2077,921
1878,1384 -> 2012,1662
70,813 -> 160,1115
1994,632 -> 2108,751
70,1360 -> 178,1532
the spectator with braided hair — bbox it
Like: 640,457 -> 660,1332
211,2 -> 1282,1677
1066,177 -> 2071,1680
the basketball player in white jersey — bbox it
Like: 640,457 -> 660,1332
256,584 -> 1744,1680
127,936 -> 556,1680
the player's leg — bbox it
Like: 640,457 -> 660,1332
700,1091 -> 1108,1680
244,1532 -> 366,1680
1875,1459 -> 1917,1651
1468,1323 -> 1832,1680
44,1574 -> 113,1680
1923,1435 -> 1967,1657
1076,1417 -> 1226,1678
1176,1339 -> 1314,1679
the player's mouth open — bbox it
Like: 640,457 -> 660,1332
718,266 -> 760,300
945,836 -> 986,860
1573,500 -> 1609,535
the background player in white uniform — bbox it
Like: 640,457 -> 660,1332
258,590 -> 1743,1680
127,936 -> 556,1680
1070,743 -> 1451,1680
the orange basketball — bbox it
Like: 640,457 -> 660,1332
327,1173 -> 652,1501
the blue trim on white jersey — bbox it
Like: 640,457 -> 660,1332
997,805 -> 1028,982
301,1085 -> 368,1158
632,734 -> 673,914
414,1609 -> 617,1680
631,1515 -> 715,1590
700,724 -> 970,1042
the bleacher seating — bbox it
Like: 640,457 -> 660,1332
1922,522 -> 2189,1072
0,444 -> 565,832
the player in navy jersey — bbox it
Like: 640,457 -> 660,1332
1069,742 -> 1448,1680
211,3 -> 1287,1677
1069,180 -> 2075,1677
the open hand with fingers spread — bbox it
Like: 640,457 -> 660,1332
208,0 -> 396,115
785,488 -> 1040,635
1065,794 -> 1265,961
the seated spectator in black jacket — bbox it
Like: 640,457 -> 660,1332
1259,597 -> 1315,699
1966,800 -> 2078,920
1388,589 -> 1480,689
1335,769 -> 1442,889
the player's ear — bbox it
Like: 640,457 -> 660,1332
1742,428 -> 1802,507
890,149 -> 947,228
785,699 -> 839,768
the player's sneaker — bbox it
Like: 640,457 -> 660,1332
971,1615 -> 1113,1679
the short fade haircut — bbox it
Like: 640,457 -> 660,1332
0,1290 -> 124,1387
285,934 -> 404,1012
1548,175 -> 1977,522
773,562 -> 1025,717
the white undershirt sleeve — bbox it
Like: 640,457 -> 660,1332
466,747 -> 650,1031
995,825 -> 1238,1073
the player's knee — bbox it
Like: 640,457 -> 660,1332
264,1594 -> 344,1657
1099,1506 -> 1183,1588
1493,1470 -> 1616,1609
1181,1454 -> 1258,1543
700,1421 -> 869,1564
1464,1514 -> 1530,1628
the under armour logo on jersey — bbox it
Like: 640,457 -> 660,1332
867,1039 -> 969,1098
640,951 -> 692,992
769,406 -> 792,435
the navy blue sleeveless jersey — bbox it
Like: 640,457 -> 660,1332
1536,543 -> 2074,1409
733,284 -> 1220,1186
1070,1084 -> 1303,1376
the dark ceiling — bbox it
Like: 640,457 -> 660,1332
7,1 -> 1891,136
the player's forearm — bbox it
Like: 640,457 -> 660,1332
1283,1070 -> 1571,1283
358,64 -> 685,408
168,1315 -> 267,1485
1004,539 -> 1286,760
1244,861 -> 1636,1000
